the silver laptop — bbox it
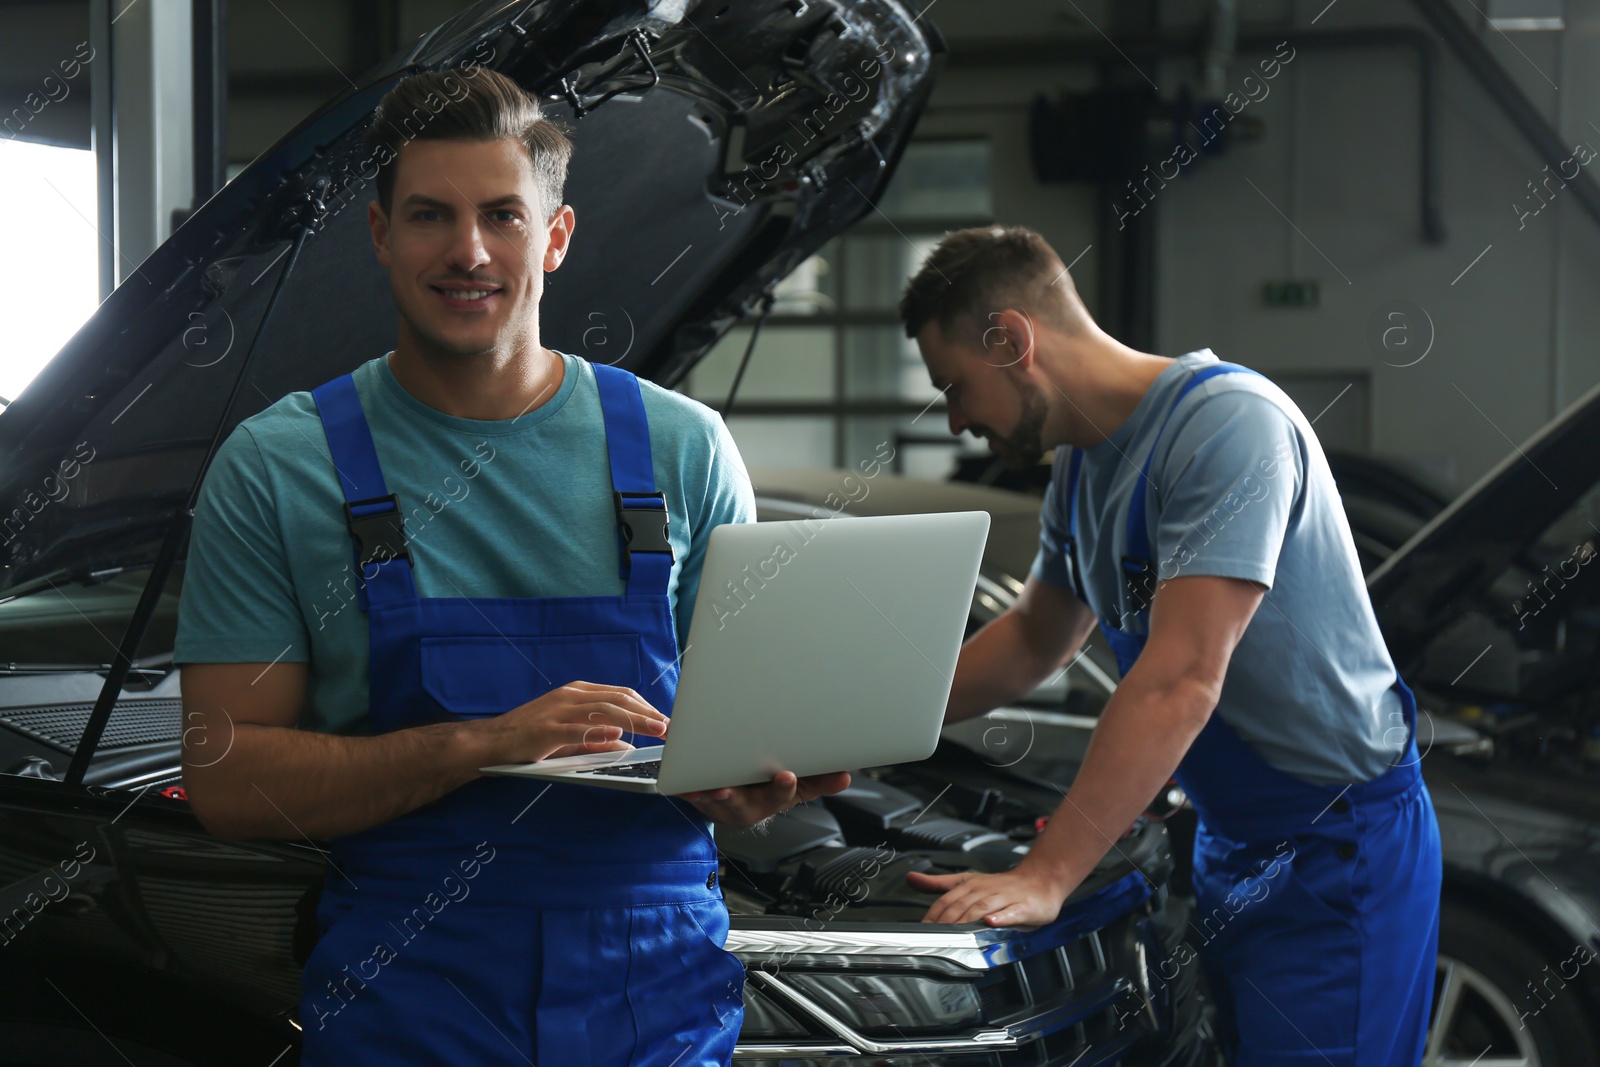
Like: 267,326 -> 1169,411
479,511 -> 990,794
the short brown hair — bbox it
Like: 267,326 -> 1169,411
898,225 -> 1087,344
363,68 -> 573,219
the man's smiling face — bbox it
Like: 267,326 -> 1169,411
369,136 -> 573,360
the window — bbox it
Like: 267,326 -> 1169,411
681,140 -> 993,477
0,140 -> 99,405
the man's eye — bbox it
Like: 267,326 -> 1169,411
412,210 -> 439,222
490,210 -> 522,223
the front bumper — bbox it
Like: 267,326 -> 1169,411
729,871 -> 1211,1065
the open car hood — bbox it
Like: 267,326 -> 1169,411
1367,378 -> 1600,669
0,0 -> 940,595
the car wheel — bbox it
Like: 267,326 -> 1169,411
1424,904 -> 1599,1067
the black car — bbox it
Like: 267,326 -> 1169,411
1327,451 -> 1452,576
1366,381 -> 1600,1067
0,1 -> 1214,1064
962,403 -> 1600,1067
940,418 -> 1600,1067
963,411 -> 1600,1067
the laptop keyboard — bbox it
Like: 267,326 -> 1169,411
574,759 -> 662,779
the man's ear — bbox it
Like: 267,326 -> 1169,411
542,204 -> 575,272
980,307 -> 1036,370
368,200 -> 391,269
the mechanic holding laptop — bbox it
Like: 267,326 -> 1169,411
173,69 -> 847,1066
900,227 -> 1443,1066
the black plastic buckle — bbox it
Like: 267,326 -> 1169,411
343,494 -> 409,566
1121,555 -> 1157,615
614,491 -> 673,562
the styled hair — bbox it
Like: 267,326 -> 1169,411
363,68 -> 573,219
898,225 -> 1087,344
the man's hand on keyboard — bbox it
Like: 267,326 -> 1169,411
677,770 -> 852,828
474,681 -> 668,766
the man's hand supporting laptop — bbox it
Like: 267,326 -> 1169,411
182,662 -> 838,839
676,771 -> 852,825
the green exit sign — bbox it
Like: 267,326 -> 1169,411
1262,281 -> 1320,307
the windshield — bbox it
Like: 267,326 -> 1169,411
0,567 -> 181,670
0,563 -> 182,781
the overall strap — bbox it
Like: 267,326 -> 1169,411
311,374 -> 418,611
1118,362 -> 1262,625
592,362 -> 674,597
1062,447 -> 1086,602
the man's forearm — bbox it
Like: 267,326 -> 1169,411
189,718 -> 496,842
945,611 -> 1075,724
1021,673 -> 1216,892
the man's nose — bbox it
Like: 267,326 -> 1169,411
446,215 -> 492,271
946,403 -> 967,436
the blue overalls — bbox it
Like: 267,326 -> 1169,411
296,361 -> 746,1065
1062,363 -> 1441,1066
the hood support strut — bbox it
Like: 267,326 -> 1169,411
65,218 -> 316,788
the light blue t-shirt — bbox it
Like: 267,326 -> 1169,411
1032,350 -> 1405,785
174,350 -> 757,736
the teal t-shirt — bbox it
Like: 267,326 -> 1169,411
173,350 -> 757,736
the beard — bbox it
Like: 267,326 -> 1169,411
982,377 -> 1048,470
394,289 -> 498,362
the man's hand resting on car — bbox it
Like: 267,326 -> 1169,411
906,862 -> 1074,927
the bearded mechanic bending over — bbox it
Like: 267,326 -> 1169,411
899,227 -> 1442,1067
174,69 -> 847,1066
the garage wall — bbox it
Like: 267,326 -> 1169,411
1159,0 -> 1600,491
918,0 -> 1600,493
